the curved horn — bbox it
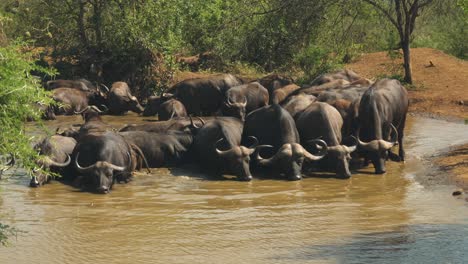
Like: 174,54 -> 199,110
74,152 -> 96,173
240,96 -> 247,107
379,123 -> 398,150
302,140 -> 328,161
74,106 -> 91,115
99,83 -> 110,92
246,136 -> 258,149
47,155 -> 71,168
344,136 -> 358,153
227,96 -> 235,107
215,138 -> 232,157
190,116 -> 205,129
89,105 -> 103,113
107,163 -> 126,172
255,144 -> 276,166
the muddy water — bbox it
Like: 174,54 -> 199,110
1,115 -> 468,264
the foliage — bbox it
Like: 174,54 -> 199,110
0,42 -> 56,172
0,0 -> 465,93
0,223 -> 19,246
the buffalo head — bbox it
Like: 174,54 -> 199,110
256,140 -> 328,181
30,155 -> 71,187
357,123 -> 398,174
320,136 -> 357,179
74,152 -> 126,193
142,93 -> 174,116
222,96 -> 247,121
215,136 -> 259,181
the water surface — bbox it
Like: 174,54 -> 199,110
1,115 -> 467,264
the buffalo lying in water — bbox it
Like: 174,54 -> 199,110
167,74 -> 243,116
107,82 -> 144,115
120,131 -> 193,168
72,131 -> 146,193
143,95 -> 187,120
30,135 -> 76,187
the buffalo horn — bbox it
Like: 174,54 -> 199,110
302,140 -> 328,161
215,138 -> 232,157
107,163 -> 126,172
255,144 -> 276,166
357,123 -> 398,151
246,136 -> 258,149
190,116 -> 205,129
99,83 -> 110,92
227,97 -> 235,106
74,152 -> 96,173
47,154 -> 72,168
240,96 -> 247,107
344,136 -> 358,153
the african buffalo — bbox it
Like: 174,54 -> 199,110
77,108 -> 115,138
222,82 -> 269,121
272,84 -> 300,104
30,135 -> 76,187
107,82 -> 144,115
167,74 -> 243,116
192,117 -> 259,181
316,85 -> 369,136
280,93 -> 317,119
143,95 -> 187,120
310,69 -> 369,86
120,131 -> 193,167
119,117 -> 208,134
72,131 -> 146,193
258,74 -> 294,103
243,104 -> 327,180
296,102 -> 357,178
46,79 -> 96,91
357,78 -> 409,174
50,88 -> 106,116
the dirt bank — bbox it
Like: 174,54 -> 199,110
347,48 -> 468,190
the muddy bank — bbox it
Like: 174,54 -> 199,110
436,144 -> 468,191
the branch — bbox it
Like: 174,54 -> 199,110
418,0 -> 434,8
362,0 -> 399,29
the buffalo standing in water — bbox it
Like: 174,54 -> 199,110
107,82 -> 144,115
192,117 -> 260,181
357,78 -> 408,174
243,104 -> 327,180
222,82 -> 269,121
296,102 -> 357,178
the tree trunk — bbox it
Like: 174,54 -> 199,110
401,39 -> 413,84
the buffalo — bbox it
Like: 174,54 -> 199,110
167,74 -> 243,116
192,117 -> 259,181
143,95 -> 187,120
258,74 -> 294,104
72,131 -> 146,193
107,82 -> 144,115
119,117 -> 208,134
310,69 -> 369,86
243,104 -> 327,180
30,135 -> 76,187
222,82 -> 269,121
271,84 -> 301,104
280,93 -> 317,119
357,78 -> 409,174
296,102 -> 357,178
50,88 -> 107,116
46,78 -> 97,92
120,131 -> 193,167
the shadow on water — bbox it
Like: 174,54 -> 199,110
279,223 -> 468,264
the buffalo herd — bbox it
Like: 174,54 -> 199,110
28,69 -> 409,194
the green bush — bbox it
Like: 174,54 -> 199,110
0,42 -> 55,172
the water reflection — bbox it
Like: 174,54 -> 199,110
1,115 -> 468,264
